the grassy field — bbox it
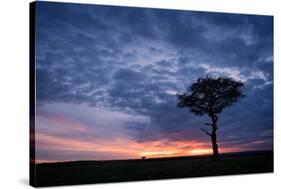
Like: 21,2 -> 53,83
32,151 -> 273,187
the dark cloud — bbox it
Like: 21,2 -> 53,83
35,2 -> 273,151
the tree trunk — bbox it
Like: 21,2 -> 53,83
211,131 -> 220,160
211,114 -> 220,161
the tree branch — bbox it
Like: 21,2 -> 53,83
204,123 -> 212,127
200,128 -> 211,136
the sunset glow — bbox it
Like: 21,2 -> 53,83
190,149 -> 212,155
34,108 -> 265,163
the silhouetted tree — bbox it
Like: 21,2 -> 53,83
177,77 -> 244,160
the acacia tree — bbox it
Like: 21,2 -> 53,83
177,77 -> 244,160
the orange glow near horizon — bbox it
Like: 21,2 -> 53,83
35,131 -> 244,163
190,149 -> 212,155
34,97 -> 271,164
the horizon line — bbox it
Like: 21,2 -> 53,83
33,149 -> 273,165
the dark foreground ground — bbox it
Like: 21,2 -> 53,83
32,150 -> 273,187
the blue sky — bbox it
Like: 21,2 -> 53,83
34,2 -> 273,162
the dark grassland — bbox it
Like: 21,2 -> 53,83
33,151 -> 273,187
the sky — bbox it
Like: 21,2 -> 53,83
34,2 -> 273,163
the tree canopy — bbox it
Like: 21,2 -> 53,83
177,77 -> 244,116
